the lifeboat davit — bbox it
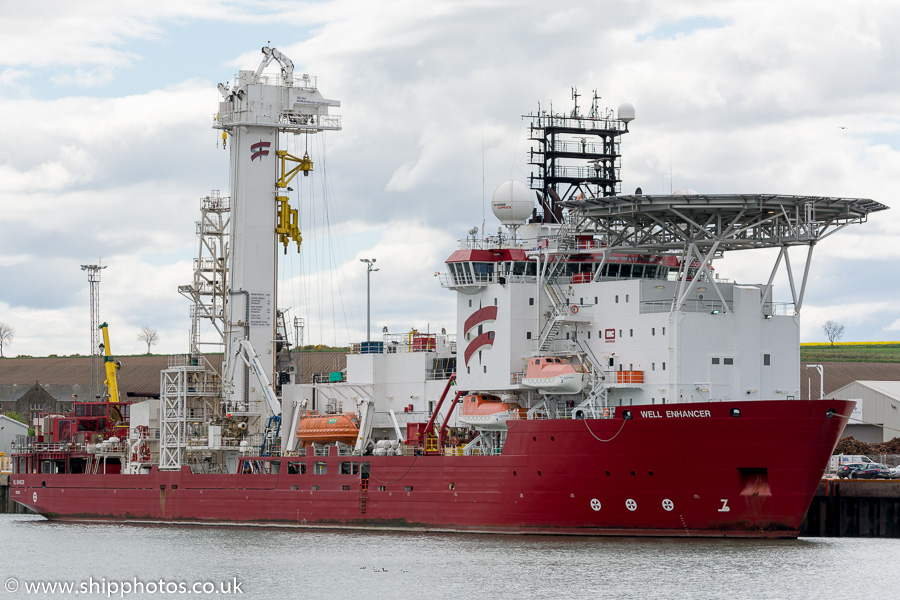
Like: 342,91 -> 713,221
457,394 -> 526,431
520,357 -> 585,395
295,411 -> 360,446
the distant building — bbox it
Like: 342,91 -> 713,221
829,381 -> 900,443
0,383 -> 74,427
0,414 -> 29,454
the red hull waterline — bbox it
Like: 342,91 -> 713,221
12,400 -> 851,538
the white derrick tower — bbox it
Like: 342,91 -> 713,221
158,47 -> 340,470
214,46 -> 341,430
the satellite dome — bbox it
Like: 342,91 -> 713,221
491,181 -> 534,225
618,103 -> 636,123
673,188 -> 699,196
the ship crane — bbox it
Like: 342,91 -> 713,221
98,322 -> 122,405
233,340 -> 282,456
255,45 -> 294,86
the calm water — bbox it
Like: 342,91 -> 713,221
2,513 -> 898,599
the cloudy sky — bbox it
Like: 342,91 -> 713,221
0,0 -> 898,357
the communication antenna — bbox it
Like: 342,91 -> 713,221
482,130 -> 486,243
669,138 -> 673,194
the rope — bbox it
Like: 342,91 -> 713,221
582,415 -> 627,442
368,454 -> 420,485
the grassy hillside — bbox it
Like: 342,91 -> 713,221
801,342 -> 900,363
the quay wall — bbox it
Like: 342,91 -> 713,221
802,479 -> 900,537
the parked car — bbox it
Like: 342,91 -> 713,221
890,465 -> 900,479
837,463 -> 867,479
850,464 -> 893,479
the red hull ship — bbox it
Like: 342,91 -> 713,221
11,400 -> 851,537
10,47 -> 887,538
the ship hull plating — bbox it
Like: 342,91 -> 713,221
12,400 -> 851,538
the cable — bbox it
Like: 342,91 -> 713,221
368,453 -> 420,484
582,415 -> 627,442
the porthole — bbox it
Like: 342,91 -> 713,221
623,410 -> 633,420
630,471 -> 636,476
730,408 -> 741,418
605,470 -> 610,476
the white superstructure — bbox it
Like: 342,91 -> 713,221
442,189 -> 881,416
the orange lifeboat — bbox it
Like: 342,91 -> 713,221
520,357 -> 585,395
458,394 -> 526,431
295,411 -> 360,446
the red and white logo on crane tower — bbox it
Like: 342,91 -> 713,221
250,141 -> 271,161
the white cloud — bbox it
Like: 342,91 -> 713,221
2,0 -> 900,357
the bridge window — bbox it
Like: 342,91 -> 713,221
340,462 -> 359,475
724,358 -> 734,365
287,461 -> 306,474
712,357 -> 720,365
472,262 -> 494,282
314,462 -> 327,474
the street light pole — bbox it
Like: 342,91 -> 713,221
360,258 -> 378,342
805,364 -> 824,399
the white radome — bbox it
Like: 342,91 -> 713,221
618,102 -> 636,123
491,181 -> 534,225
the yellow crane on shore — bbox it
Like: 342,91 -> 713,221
99,322 -> 122,404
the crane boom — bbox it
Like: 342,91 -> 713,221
99,322 -> 121,404
255,46 -> 294,86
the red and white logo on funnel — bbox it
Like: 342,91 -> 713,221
463,305 -> 498,366
250,141 -> 271,161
